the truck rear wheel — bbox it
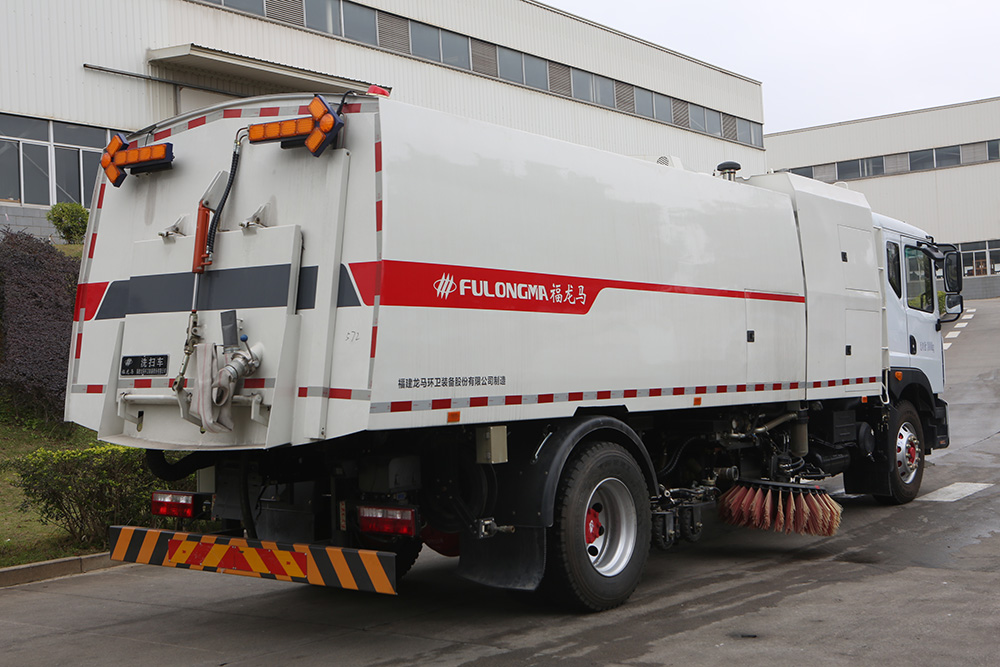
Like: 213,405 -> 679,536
544,440 -> 650,611
875,400 -> 924,505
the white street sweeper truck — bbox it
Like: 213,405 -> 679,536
67,91 -> 963,611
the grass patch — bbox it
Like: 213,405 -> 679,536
54,243 -> 84,260
0,403 -> 103,568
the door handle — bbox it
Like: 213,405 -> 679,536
910,335 -> 917,355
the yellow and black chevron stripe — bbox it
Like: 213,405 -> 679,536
109,526 -> 396,595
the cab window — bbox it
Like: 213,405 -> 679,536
904,246 -> 934,313
886,242 -> 902,298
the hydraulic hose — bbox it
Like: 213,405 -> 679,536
206,144 -> 241,255
145,450 -> 217,482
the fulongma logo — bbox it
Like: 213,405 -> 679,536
434,273 -> 457,299
433,272 -> 551,302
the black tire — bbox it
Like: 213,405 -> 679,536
874,400 -> 924,505
544,440 -> 650,612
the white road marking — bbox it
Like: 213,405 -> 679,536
966,308 -> 977,313
955,322 -> 968,328
961,314 -> 975,320
945,331 -> 961,338
944,342 -> 952,350
916,482 -> 993,502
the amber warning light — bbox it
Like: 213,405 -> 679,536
247,95 -> 344,157
101,133 -> 175,188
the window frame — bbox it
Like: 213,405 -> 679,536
903,245 -> 935,313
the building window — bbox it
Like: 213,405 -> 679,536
304,0 -> 341,34
410,21 -> 440,61
837,159 -> 861,180
497,47 -> 524,84
0,112 -> 108,208
653,93 -> 672,123
216,0 -> 264,15
789,166 -> 813,178
935,145 -> 961,168
862,156 -> 884,177
909,149 -> 934,171
523,53 -> 548,90
0,113 -> 47,141
593,75 -> 615,108
22,144 -> 50,206
0,141 -> 19,202
990,140 -> 1000,161
706,110 -> 722,137
689,104 -> 706,132
205,0 -> 265,15
634,88 -> 653,118
343,1 -> 377,45
570,68 -> 593,102
441,30 -> 471,70
990,248 -> 1000,275
750,122 -> 763,148
736,118 -> 752,144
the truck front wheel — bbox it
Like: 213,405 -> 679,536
544,440 -> 650,611
875,400 -> 924,505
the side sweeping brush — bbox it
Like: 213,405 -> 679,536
717,479 -> 843,537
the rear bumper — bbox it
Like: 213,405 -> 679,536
109,526 -> 397,594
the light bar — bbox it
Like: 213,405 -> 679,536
246,95 -> 343,157
151,491 -> 210,519
101,133 -> 175,187
357,505 -> 416,536
247,117 -> 315,144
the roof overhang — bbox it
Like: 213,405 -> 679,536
147,44 -> 378,95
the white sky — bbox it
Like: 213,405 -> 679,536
543,0 -> 1000,133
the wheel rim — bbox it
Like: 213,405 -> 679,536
895,421 -> 921,484
583,477 -> 636,578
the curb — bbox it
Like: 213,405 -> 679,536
0,552 -> 123,588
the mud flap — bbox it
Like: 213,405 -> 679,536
456,527 -> 545,591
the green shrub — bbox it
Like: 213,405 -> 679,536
5,445 -> 167,546
46,202 -> 89,244
0,230 -> 80,421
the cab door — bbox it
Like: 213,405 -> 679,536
900,237 -> 944,394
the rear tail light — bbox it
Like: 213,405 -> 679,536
357,505 -> 416,537
152,491 -> 211,519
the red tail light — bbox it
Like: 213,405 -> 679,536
152,491 -> 211,519
357,505 -> 416,536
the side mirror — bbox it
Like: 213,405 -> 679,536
943,251 -> 962,294
939,293 -> 963,323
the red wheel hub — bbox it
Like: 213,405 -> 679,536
585,507 -> 602,544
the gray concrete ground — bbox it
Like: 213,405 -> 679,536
1,300 -> 999,666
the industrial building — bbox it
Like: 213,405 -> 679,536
766,97 -> 1000,299
1,0 -> 765,237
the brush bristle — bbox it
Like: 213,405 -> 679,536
717,481 -> 843,537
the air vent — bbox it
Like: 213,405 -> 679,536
722,114 -> 738,140
614,81 -> 635,113
377,12 -> 409,53
547,62 -> 571,96
671,99 -> 689,127
884,153 -> 908,174
266,0 -> 304,26
471,39 -> 498,76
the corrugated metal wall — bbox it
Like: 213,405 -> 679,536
2,0 -> 764,175
765,98 -> 1000,247
765,98 -> 1000,168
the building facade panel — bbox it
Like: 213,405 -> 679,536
766,97 -> 1000,298
2,0 -> 765,237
